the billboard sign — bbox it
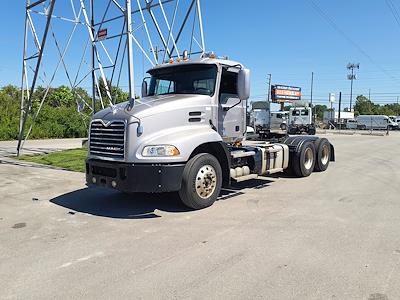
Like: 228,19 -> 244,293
271,85 -> 301,102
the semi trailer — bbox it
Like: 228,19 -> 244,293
85,53 -> 334,209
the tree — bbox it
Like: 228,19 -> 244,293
98,78 -> 129,104
314,104 -> 328,121
354,95 -> 378,115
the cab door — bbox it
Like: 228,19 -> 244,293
217,68 -> 245,142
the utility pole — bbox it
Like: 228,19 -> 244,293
347,63 -> 359,111
310,71 -> 314,123
368,88 -> 371,114
267,74 -> 272,102
266,73 -> 272,130
338,92 -> 342,129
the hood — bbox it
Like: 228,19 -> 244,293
93,94 -> 210,122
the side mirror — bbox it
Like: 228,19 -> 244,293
141,79 -> 148,98
237,68 -> 250,100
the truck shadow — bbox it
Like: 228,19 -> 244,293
50,187 -> 190,219
50,179 -> 274,219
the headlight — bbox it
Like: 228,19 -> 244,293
142,145 -> 180,157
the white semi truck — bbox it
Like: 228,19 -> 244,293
288,106 -> 316,135
86,53 -> 334,209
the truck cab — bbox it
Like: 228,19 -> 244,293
288,106 -> 316,135
86,53 -> 334,209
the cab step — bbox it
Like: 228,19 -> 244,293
232,174 -> 258,182
231,151 -> 256,159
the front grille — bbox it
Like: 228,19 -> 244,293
89,120 -> 125,159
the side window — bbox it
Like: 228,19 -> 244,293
301,110 -> 309,116
155,79 -> 174,95
276,113 -> 282,119
193,79 -> 214,95
219,69 -> 238,104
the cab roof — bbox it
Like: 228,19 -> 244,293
147,57 -> 244,73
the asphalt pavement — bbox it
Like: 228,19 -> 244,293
0,133 -> 399,299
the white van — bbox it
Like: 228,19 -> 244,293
270,111 -> 288,131
356,115 -> 399,130
346,119 -> 357,130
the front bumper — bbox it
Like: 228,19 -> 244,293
86,159 -> 185,193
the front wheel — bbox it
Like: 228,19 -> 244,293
178,153 -> 222,209
308,127 -> 316,135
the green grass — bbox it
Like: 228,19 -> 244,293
18,148 -> 87,172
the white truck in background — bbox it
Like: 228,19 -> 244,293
288,106 -> 316,135
270,111 -> 288,131
356,115 -> 399,130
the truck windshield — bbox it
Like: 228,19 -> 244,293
147,64 -> 217,96
292,110 -> 300,116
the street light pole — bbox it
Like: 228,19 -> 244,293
347,63 -> 359,111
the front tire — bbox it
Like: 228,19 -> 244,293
178,153 -> 222,209
308,127 -> 316,135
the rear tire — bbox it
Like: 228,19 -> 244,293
314,138 -> 330,172
292,141 -> 315,177
178,153 -> 222,210
308,127 -> 316,135
288,126 -> 297,135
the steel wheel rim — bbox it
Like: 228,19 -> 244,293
304,148 -> 314,170
195,165 -> 217,199
321,144 -> 329,165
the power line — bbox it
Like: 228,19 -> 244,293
386,0 -> 400,30
308,0 -> 400,83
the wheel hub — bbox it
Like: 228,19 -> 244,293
321,144 -> 329,165
195,165 -> 217,199
304,148 -> 314,170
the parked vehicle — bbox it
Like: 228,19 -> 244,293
389,116 -> 400,123
346,119 -> 357,130
86,53 -> 334,209
288,107 -> 316,135
356,115 -> 399,130
249,101 -> 270,137
270,111 -> 288,131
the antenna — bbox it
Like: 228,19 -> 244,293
17,0 -> 206,155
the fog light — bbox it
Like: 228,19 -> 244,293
111,180 -> 117,188
92,177 -> 97,184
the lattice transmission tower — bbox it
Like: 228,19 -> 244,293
18,0 -> 206,154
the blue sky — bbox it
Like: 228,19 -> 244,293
1,0 -> 400,111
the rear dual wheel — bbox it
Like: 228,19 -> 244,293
287,137 -> 331,177
314,138 -> 331,172
292,141 -> 316,177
